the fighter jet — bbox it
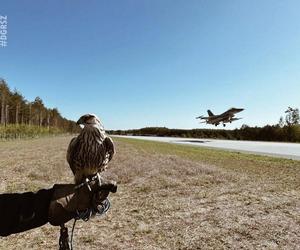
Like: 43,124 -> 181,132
196,107 -> 244,127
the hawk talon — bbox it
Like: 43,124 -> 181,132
97,173 -> 102,187
85,178 -> 92,192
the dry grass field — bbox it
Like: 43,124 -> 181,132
0,136 -> 299,249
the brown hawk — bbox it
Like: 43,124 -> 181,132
67,114 -> 115,184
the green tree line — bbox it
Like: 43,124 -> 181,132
0,78 -> 78,139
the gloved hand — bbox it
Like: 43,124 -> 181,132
48,175 -> 117,226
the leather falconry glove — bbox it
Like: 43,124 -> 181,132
48,174 -> 117,226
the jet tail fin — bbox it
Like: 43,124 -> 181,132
207,110 -> 214,116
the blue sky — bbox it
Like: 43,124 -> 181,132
1,0 -> 300,130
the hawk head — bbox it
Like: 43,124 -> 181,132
77,114 -> 104,131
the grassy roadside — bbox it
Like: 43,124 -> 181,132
0,136 -> 299,249
114,137 -> 300,175
112,137 -> 300,249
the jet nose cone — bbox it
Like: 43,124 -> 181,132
231,108 -> 244,113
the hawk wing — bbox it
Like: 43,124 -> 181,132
66,136 -> 78,176
102,136 -> 115,166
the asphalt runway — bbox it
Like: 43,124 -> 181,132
115,135 -> 300,160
